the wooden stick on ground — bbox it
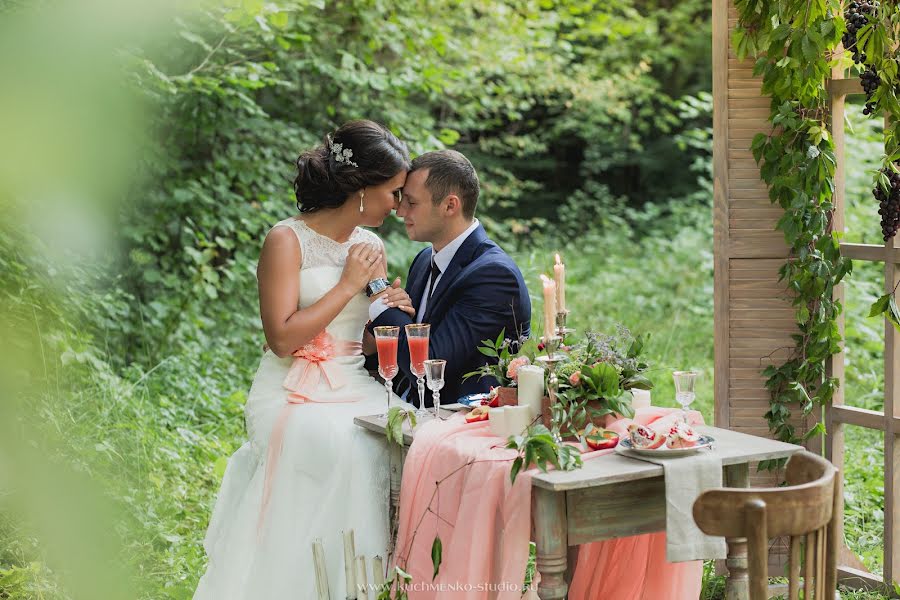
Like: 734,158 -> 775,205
343,530 -> 357,600
355,555 -> 369,600
312,538 -> 331,600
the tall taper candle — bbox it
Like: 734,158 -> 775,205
540,274 -> 557,343
554,253 -> 566,313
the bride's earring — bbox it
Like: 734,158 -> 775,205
359,190 -> 365,213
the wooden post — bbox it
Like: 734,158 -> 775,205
824,73 -> 847,464
712,0 -> 730,430
885,232 -> 900,587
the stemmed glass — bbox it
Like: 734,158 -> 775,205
424,359 -> 446,420
405,323 -> 431,417
673,370 -> 699,421
374,326 -> 400,417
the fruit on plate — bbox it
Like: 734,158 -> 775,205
465,405 -> 490,423
486,387 -> 500,408
585,429 -> 620,451
627,423 -> 665,449
666,421 -> 700,449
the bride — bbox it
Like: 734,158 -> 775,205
194,120 -> 416,600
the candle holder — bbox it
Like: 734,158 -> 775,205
536,335 -> 564,364
536,337 -> 565,442
555,310 -> 574,338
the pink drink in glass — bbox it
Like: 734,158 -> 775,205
408,336 -> 429,374
376,336 -> 399,378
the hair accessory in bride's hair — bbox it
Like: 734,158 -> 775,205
327,135 -> 359,168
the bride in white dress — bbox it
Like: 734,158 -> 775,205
194,120 -> 416,600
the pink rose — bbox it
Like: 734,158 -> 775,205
569,371 -> 582,386
506,356 -> 531,381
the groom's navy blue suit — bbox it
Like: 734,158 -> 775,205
372,224 -> 531,406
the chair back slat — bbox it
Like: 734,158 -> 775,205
804,531 -> 815,599
692,451 -> 841,600
788,535 -> 801,600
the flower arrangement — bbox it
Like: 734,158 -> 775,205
549,326 -> 653,439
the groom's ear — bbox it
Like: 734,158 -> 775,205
443,194 -> 462,217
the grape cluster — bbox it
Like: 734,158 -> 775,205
874,167 -> 900,240
861,66 -> 881,115
843,1 -> 878,63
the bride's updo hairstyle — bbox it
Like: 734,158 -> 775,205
293,120 -> 410,213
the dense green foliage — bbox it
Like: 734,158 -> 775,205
0,0 -> 891,598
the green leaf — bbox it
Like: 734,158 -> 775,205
431,536 -> 442,580
889,295 -> 900,332
869,294 -> 891,318
510,456 -> 523,484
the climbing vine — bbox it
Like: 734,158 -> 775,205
735,0 -> 900,461
732,0 -> 851,465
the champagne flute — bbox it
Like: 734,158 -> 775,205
374,326 -> 400,417
673,370 -> 699,422
424,359 -> 446,420
405,323 -> 430,417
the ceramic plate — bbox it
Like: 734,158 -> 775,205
616,434 -> 715,457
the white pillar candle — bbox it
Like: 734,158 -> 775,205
505,405 -> 532,437
631,389 -> 651,410
554,253 -> 566,313
517,365 -> 544,421
489,406 -> 508,438
539,274 -> 557,343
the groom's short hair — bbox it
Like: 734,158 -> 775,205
410,150 -> 479,219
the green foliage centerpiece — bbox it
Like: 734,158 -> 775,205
507,326 -> 653,483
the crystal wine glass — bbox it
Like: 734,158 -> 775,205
424,359 -> 446,420
405,323 -> 431,417
374,326 -> 399,418
673,370 -> 699,422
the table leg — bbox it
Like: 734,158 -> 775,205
532,487 -> 568,599
724,463 -> 750,600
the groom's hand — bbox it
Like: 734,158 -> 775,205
379,277 -> 415,316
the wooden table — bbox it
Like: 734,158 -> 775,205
354,414 -> 802,600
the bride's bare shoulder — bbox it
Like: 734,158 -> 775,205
259,224 -> 302,267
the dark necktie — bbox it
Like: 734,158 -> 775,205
426,257 -> 441,299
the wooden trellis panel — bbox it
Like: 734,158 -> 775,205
714,0 -> 813,573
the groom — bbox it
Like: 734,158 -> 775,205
368,150 -> 531,405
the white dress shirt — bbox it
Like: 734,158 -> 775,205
369,219 -> 480,322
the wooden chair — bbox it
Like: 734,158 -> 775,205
692,451 -> 843,600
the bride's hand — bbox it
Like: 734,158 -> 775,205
380,278 -> 416,316
340,243 -> 383,292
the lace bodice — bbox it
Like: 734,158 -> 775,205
272,218 -> 382,343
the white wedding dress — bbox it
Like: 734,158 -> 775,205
194,218 -> 411,600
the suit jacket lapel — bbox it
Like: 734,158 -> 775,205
407,250 -> 431,312
422,224 -> 489,323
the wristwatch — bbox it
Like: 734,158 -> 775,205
365,277 -> 390,297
